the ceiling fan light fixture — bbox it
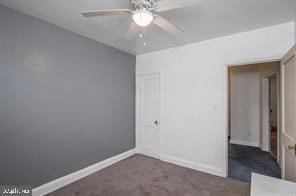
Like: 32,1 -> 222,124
132,9 -> 153,27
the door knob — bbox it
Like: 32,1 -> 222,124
288,144 -> 296,150
154,120 -> 159,126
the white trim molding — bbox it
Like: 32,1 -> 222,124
161,154 -> 224,177
32,149 -> 136,196
230,139 -> 259,147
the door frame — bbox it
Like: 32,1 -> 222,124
223,56 -> 282,177
262,71 -> 280,164
136,72 -> 162,159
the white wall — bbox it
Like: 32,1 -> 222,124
136,22 -> 294,177
229,65 -> 260,147
295,1 -> 296,43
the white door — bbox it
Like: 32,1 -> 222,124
138,73 -> 160,159
281,45 -> 296,182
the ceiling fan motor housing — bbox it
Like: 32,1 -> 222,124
131,0 -> 159,10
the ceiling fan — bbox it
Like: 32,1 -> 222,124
81,0 -> 198,39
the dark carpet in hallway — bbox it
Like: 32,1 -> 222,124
228,144 -> 280,182
47,154 -> 250,196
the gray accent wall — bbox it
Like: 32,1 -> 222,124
0,5 -> 135,187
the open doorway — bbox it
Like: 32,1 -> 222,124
270,76 -> 278,159
262,72 -> 280,162
227,61 -> 281,182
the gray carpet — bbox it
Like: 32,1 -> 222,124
47,154 -> 250,196
228,144 -> 280,182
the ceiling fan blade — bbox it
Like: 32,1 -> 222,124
81,9 -> 133,17
127,22 -> 139,40
154,0 -> 201,12
153,15 -> 183,36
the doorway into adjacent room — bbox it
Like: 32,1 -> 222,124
263,73 -> 279,161
227,61 -> 281,182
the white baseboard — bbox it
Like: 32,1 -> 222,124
161,154 -> 224,177
230,139 -> 259,147
33,149 -> 136,196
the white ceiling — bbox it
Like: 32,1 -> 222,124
0,0 -> 295,55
